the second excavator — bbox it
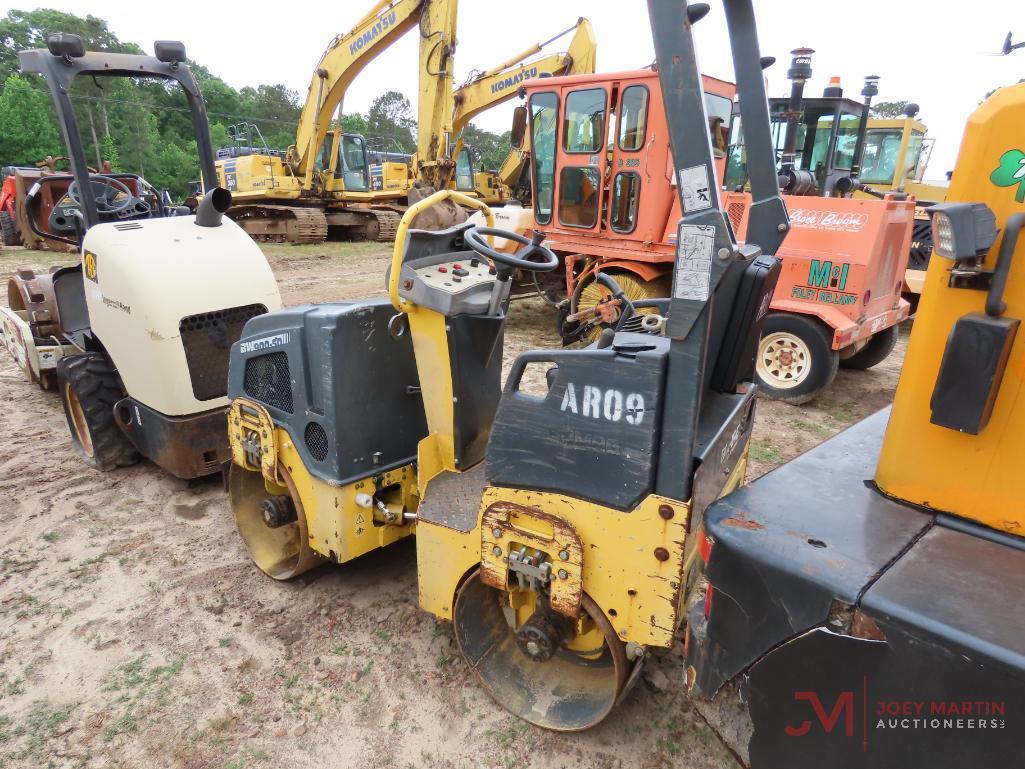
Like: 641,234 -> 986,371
218,0 -> 456,244
218,1 -> 596,243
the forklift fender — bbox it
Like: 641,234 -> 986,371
687,410 -> 1025,767
739,601 -> 1025,768
684,410 -> 929,697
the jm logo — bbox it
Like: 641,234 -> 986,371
785,692 -> 855,737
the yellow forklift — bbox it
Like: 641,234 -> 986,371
225,0 -> 787,730
684,76 -> 1025,766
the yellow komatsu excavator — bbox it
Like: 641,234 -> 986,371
449,19 -> 597,204
217,2 -> 594,243
217,0 -> 459,244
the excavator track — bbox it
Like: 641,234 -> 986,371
228,204 -> 328,245
366,209 -> 402,243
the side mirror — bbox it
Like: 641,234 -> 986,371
511,106 -> 527,148
47,32 -> 85,59
155,40 -> 187,64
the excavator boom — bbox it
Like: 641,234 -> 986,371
289,0 -> 426,184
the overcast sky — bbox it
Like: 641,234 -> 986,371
8,0 -> 1024,177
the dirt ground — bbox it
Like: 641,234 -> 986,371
0,241 -> 909,769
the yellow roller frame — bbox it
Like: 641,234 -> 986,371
386,189 -> 495,488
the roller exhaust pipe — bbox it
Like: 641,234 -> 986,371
194,186 -> 232,227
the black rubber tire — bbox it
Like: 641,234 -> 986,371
56,352 -> 140,471
755,313 -> 839,405
840,324 -> 900,370
0,210 -> 19,246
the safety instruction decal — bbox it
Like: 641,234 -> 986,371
674,224 -> 715,301
679,164 -> 712,212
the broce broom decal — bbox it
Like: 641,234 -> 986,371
990,149 -> 1025,203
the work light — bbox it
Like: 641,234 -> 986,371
929,202 -> 998,260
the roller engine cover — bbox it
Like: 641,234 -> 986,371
227,299 -> 428,486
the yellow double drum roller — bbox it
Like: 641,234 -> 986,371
225,0 -> 788,731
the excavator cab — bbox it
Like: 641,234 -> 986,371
325,130 -> 371,192
768,96 -> 865,194
454,147 -> 476,193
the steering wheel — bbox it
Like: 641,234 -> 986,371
463,226 -> 559,272
67,174 -> 134,214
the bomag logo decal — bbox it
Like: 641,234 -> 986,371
101,295 -> 131,314
990,149 -> 1025,203
348,11 -> 397,55
83,250 -> 98,283
490,66 -> 540,95
791,259 -> 857,306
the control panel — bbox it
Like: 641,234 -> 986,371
416,256 -> 496,293
48,193 -> 83,234
397,251 -> 507,317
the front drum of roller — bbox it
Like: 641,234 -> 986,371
453,571 -> 630,732
228,463 -> 323,580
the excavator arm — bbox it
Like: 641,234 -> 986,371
450,18 -> 596,159
486,20 -> 598,195
288,0 -> 427,186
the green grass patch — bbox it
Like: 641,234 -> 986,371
749,439 -> 784,465
790,417 -> 832,439
4,702 -> 74,763
828,404 -> 857,424
101,653 -> 185,743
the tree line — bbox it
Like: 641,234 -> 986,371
0,9 -> 511,197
